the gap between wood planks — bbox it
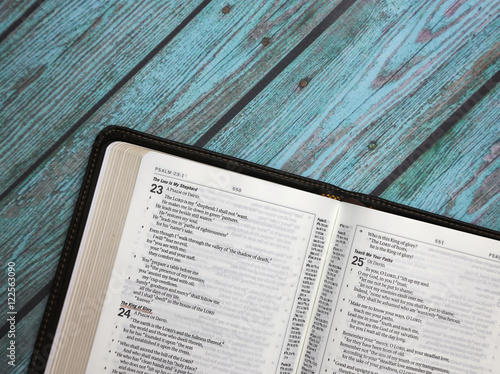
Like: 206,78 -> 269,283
371,70 -> 500,197
0,0 -> 498,337
0,282 -> 51,337
0,0 -> 45,44
0,0 -> 212,203
193,0 -> 357,147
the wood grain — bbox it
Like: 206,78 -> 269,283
0,0 -> 40,36
206,0 -> 499,200
0,0 -> 205,191
381,84 -> 500,231
74,0 -> 345,141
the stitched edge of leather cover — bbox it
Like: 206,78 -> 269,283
29,125 -> 499,373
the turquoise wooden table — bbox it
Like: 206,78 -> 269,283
0,0 -> 498,372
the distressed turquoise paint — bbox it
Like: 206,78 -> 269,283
206,0 -> 499,196
0,0 -> 39,35
381,84 -> 500,231
0,0 -> 205,190
0,0 -> 343,191
80,0 -> 343,140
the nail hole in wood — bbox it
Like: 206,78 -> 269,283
299,78 -> 309,88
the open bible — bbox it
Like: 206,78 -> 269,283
30,127 -> 500,374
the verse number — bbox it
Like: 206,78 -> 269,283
118,307 -> 131,318
150,183 -> 163,194
351,256 -> 364,267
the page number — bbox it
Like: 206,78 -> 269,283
435,239 -> 445,245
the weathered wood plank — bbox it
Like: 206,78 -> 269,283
206,0 -> 499,201
381,84 -> 500,231
0,0 -> 39,36
0,0 -> 205,191
66,0 -> 345,141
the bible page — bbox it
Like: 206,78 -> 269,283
84,148 -> 340,373
302,203 -> 500,374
